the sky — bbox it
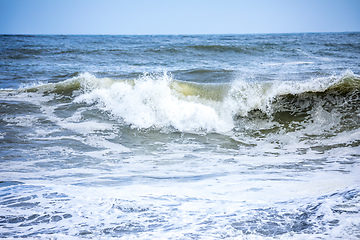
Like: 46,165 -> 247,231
0,0 -> 359,35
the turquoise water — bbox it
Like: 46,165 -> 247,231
1,33 -> 360,239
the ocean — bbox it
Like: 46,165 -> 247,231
0,33 -> 359,239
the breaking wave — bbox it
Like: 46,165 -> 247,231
14,70 -> 360,133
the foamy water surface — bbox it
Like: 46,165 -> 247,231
1,33 -> 360,239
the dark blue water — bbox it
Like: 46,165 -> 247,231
1,33 -> 360,239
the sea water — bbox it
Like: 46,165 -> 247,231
0,33 -> 360,239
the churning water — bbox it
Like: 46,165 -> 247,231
1,33 -> 360,239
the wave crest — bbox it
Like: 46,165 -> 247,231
16,70 -> 360,133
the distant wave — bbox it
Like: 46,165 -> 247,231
141,43 -> 281,55
188,44 -> 278,54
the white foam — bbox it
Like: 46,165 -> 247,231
19,80 -> 49,89
3,115 -> 38,127
61,121 -> 113,134
75,72 -> 233,133
69,70 -> 360,136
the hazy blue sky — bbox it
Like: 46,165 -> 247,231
0,0 -> 359,35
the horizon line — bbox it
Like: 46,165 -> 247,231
1,31 -> 359,36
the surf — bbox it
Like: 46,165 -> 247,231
6,70 -> 359,134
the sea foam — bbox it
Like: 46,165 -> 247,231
69,71 -> 359,133
74,72 -> 233,133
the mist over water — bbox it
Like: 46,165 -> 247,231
1,33 -> 360,239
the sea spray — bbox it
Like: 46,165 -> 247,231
74,72 -> 234,132
68,70 -> 360,134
